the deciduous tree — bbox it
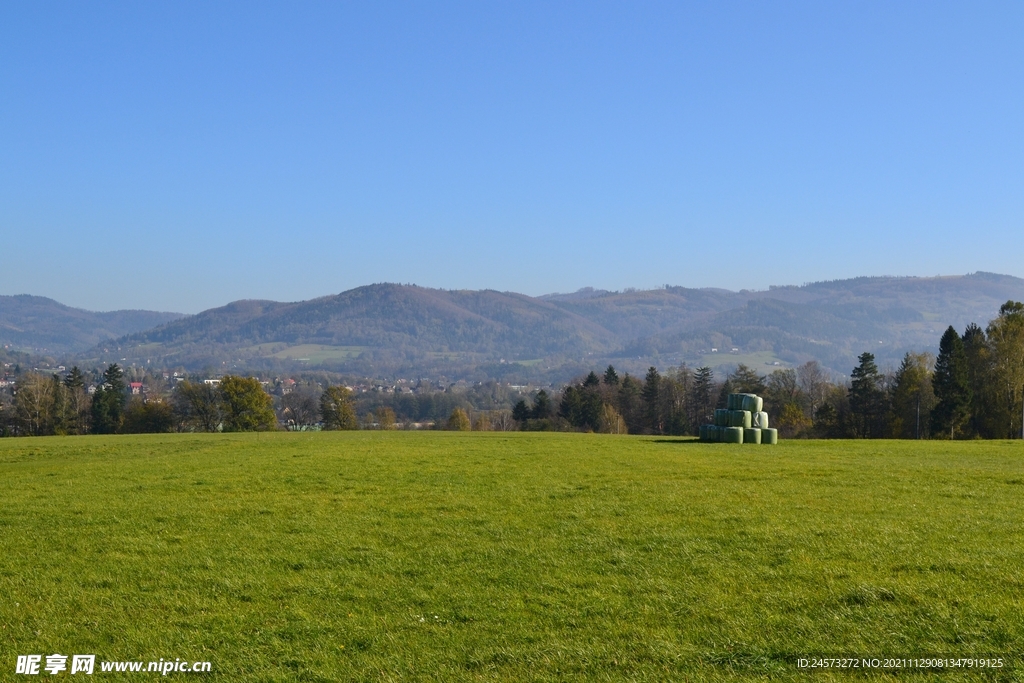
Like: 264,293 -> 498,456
320,385 -> 358,430
173,380 -> 222,432
889,352 -> 934,439
987,301 -> 1024,438
446,407 -> 471,431
219,375 -> 276,432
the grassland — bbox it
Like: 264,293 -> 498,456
244,344 -> 368,363
1,434 -> 1022,681
693,350 -> 790,372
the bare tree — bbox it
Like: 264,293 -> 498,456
14,373 -> 55,436
491,410 -> 516,431
172,380 -> 222,432
282,389 -> 320,428
797,361 -> 830,416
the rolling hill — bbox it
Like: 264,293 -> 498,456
72,272 -> 1024,379
0,295 -> 183,354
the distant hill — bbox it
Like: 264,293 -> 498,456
75,273 -> 1024,379
0,295 -> 183,354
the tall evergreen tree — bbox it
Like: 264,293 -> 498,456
531,390 -> 553,419
63,366 -> 85,390
690,367 -> 714,428
617,374 -> 644,433
849,352 -> 885,438
511,399 -> 531,423
603,365 -> 619,386
716,378 -> 733,410
932,326 -> 972,439
91,364 -> 127,434
641,367 -> 662,434
961,323 -> 996,437
730,364 -> 766,395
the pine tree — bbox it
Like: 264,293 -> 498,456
932,326 -> 971,439
512,399 -> 531,423
63,366 -> 84,390
690,366 -> 714,428
641,367 -> 662,434
91,364 -> 127,434
531,390 -> 553,419
617,374 -> 643,433
730,364 -> 766,395
961,323 -> 994,437
603,365 -> 619,386
849,352 -> 885,438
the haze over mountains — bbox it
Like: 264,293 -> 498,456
0,295 -> 183,354
4,273 -> 1024,381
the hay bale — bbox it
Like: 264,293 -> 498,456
744,427 -> 761,444
728,410 -> 752,429
741,394 -> 763,413
753,411 -> 769,429
761,428 -> 778,445
724,426 -> 744,443
727,394 -> 741,410
714,408 -> 730,427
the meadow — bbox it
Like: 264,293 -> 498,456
1,433 -> 1022,681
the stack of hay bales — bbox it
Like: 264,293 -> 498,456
699,393 -> 778,444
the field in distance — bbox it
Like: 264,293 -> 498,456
2,433 -> 1022,681
245,343 -> 369,362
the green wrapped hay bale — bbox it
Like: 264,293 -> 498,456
753,411 -> 769,429
728,410 -> 752,429
698,425 -> 706,441
743,427 -> 761,444
727,394 -> 740,410
761,428 -> 778,445
714,408 -> 730,427
724,426 -> 744,443
741,394 -> 763,413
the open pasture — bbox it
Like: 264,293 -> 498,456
1,434 -> 1022,681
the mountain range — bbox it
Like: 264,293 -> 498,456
0,295 -> 183,354
5,273 -> 1024,381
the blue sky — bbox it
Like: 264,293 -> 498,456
2,2 -> 1022,313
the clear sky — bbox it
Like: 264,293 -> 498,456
2,2 -> 1022,313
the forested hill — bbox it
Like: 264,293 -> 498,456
74,273 -> 1024,379
0,295 -> 183,354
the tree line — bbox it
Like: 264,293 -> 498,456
507,300 -> 1024,439
3,300 -> 1022,439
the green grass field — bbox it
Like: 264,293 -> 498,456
2,434 -> 1022,681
